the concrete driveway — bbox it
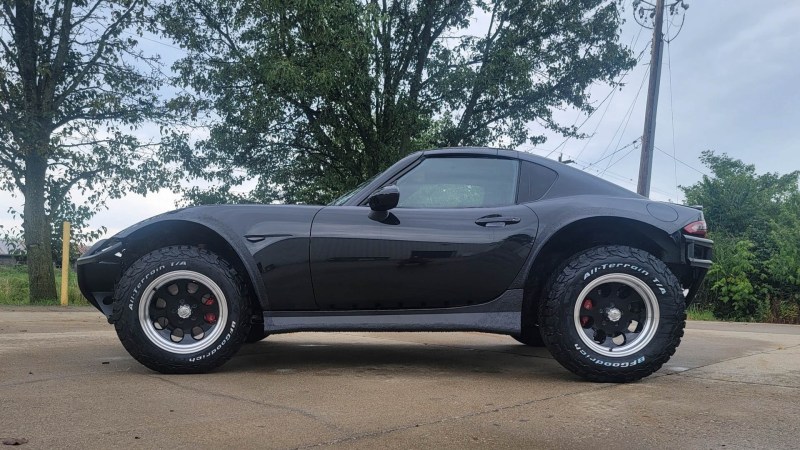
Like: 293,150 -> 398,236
1,307 -> 798,449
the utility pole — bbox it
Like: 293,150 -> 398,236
633,0 -> 689,197
636,0 -> 666,197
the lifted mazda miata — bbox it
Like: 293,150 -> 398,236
78,147 -> 712,382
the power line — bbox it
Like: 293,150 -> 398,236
601,141 -> 639,176
666,21 -> 680,202
664,6 -> 687,43
584,137 -> 641,171
544,29 -> 648,159
574,36 -> 651,161
654,145 -> 709,177
526,146 -> 679,199
602,76 -> 645,176
121,30 -> 186,53
590,67 -> 649,167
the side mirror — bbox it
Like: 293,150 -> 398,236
368,185 -> 400,212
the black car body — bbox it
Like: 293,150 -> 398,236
78,147 -> 712,381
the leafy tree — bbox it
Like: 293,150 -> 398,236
764,196 -> 800,322
683,151 -> 800,322
705,236 -> 763,321
683,151 -> 800,234
0,0 -> 181,302
159,0 -> 635,204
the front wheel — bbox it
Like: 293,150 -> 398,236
112,246 -> 251,373
540,245 -> 685,382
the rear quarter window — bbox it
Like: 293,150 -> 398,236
517,161 -> 558,203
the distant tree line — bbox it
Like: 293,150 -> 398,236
684,151 -> 800,323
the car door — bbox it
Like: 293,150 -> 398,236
309,156 -> 539,310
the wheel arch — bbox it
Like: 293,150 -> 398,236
520,216 -> 681,331
119,219 -> 267,317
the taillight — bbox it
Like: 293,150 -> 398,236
683,220 -> 708,238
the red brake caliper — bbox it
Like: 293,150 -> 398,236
580,298 -> 593,327
202,296 -> 217,324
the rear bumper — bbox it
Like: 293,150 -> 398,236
681,234 -> 713,303
684,235 -> 713,269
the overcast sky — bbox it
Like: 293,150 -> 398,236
2,1 -> 799,238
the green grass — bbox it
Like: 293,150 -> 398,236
0,265 -> 89,306
687,304 -> 717,321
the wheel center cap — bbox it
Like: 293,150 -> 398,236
177,304 -> 192,319
606,307 -> 622,322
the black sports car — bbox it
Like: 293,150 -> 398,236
77,147 -> 712,382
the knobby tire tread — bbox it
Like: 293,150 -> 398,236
111,246 -> 252,374
540,245 -> 685,383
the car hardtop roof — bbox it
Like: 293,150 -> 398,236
421,146 -> 577,174
420,146 -> 644,200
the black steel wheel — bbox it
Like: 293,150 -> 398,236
540,245 -> 685,382
112,246 -> 251,373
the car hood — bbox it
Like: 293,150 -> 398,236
110,204 -> 326,241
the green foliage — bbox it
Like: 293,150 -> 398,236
0,1 -> 185,301
683,151 -> 799,235
683,151 -> 800,323
182,186 -> 258,206
0,265 -> 87,306
706,236 -> 764,320
159,0 -> 635,205
686,305 -> 716,322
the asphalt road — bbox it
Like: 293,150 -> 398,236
1,307 -> 798,449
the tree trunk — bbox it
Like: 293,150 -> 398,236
23,152 -> 57,303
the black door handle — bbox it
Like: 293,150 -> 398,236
475,215 -> 521,227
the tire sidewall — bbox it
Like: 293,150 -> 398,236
551,252 -> 683,374
115,248 -> 246,370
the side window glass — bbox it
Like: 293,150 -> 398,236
394,157 -> 519,208
517,161 -> 558,203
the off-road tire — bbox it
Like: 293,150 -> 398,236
540,245 -> 685,383
112,246 -> 251,374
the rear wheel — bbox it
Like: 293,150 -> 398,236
112,246 -> 251,373
540,245 -> 685,382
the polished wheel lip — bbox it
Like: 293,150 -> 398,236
573,273 -> 660,358
138,270 -> 228,355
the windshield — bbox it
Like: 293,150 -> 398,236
328,174 -> 378,206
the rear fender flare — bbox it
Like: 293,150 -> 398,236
511,208 -> 686,291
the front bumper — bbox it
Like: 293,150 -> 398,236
76,239 -> 124,317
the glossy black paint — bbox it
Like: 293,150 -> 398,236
77,147 -> 711,334
309,204 -> 537,310
367,185 -> 400,212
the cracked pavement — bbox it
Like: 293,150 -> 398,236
1,307 -> 798,449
